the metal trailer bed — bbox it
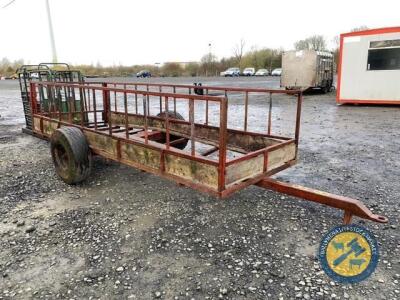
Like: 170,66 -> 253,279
17,65 -> 388,225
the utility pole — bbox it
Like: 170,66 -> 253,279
45,0 -> 57,63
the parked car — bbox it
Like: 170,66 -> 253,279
255,69 -> 269,76
220,67 -> 240,77
136,70 -> 151,78
242,67 -> 255,76
271,68 -> 282,76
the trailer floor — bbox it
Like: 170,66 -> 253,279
0,77 -> 399,300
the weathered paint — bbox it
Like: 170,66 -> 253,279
165,154 -> 219,190
225,154 -> 264,186
120,142 -> 160,170
84,131 -> 118,157
267,143 -> 296,171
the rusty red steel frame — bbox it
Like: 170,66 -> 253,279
27,80 -> 388,225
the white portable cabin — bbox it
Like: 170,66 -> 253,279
337,27 -> 400,105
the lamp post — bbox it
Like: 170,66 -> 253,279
45,0 -> 57,63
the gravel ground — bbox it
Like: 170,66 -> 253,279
0,77 -> 399,300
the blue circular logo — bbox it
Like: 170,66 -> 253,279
319,224 -> 379,283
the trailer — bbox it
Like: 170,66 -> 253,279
16,64 -> 388,225
337,27 -> 400,105
281,50 -> 334,93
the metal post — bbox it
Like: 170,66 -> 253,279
189,98 -> 195,156
267,93 -> 272,135
218,97 -> 228,192
45,0 -> 58,63
124,91 -> 129,139
294,92 -> 302,157
244,91 -> 248,131
92,89 -> 97,130
165,97 -> 170,149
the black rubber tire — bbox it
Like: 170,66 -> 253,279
156,111 -> 189,150
50,127 -> 92,184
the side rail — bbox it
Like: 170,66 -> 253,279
29,81 -> 302,197
83,81 -> 303,152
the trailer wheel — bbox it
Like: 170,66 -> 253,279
157,111 -> 189,150
50,127 -> 92,184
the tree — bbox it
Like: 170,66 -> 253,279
350,26 -> 369,32
161,63 -> 183,77
200,53 -> 218,76
184,62 -> 200,77
0,57 -> 24,76
294,35 -> 327,51
233,38 -> 246,66
239,48 -> 282,71
332,36 -> 340,71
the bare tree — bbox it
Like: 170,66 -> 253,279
294,35 -> 327,51
233,39 -> 246,65
350,26 -> 369,32
294,40 -> 310,51
200,53 -> 218,76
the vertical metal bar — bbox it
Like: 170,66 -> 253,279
244,91 -> 249,131
189,98 -> 195,156
205,88 -> 209,125
80,85 -> 87,123
146,85 -> 150,116
267,92 -> 272,135
218,98 -> 228,192
68,86 -> 72,124
114,83 -> 117,112
108,89 -> 112,136
87,87 -> 91,111
47,85 -> 52,118
93,89 -> 97,130
80,86 -> 84,127
102,82 -> 109,124
30,82 -> 37,119
124,91 -> 129,139
294,92 -> 303,157
165,96 -> 170,149
159,86 -> 163,113
188,88 -> 192,117
263,151 -> 269,172
62,84 -> 68,112
173,86 -> 177,114
134,84 -> 138,114
143,94 -> 148,144
58,86 -> 62,122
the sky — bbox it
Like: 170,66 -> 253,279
0,0 -> 399,66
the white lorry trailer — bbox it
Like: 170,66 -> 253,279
281,50 -> 334,93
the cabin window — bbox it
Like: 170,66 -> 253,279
367,47 -> 400,70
